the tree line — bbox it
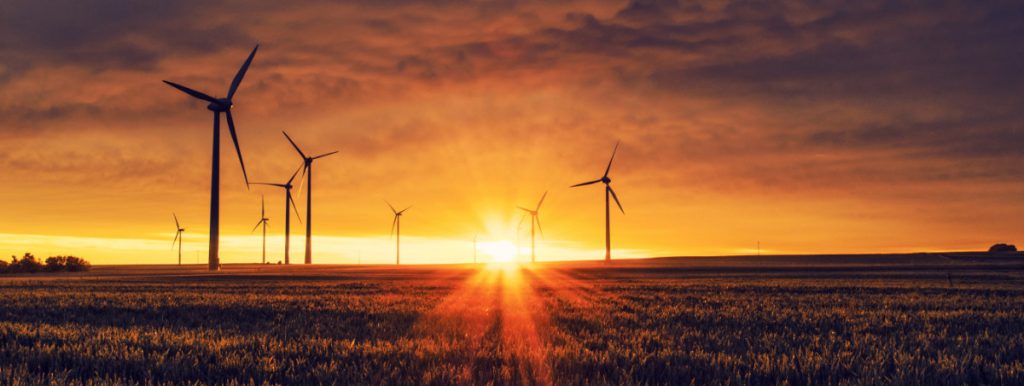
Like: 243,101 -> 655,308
0,253 -> 91,274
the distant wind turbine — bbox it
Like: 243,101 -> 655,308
163,45 -> 258,271
517,191 -> 547,263
250,165 -> 303,264
283,131 -> 338,264
571,141 -> 624,262
251,195 -> 270,264
172,214 -> 185,265
387,201 -> 412,265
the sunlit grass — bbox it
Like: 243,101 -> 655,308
1,263 -> 1022,384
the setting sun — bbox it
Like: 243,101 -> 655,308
477,240 -> 519,263
3,1 -> 1023,384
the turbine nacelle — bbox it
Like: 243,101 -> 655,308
602,176 -> 611,184
206,98 -> 233,112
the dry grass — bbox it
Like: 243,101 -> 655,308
1,256 -> 1022,385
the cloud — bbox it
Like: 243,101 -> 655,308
2,0 -> 1024,258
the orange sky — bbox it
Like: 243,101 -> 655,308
2,0 -> 1023,264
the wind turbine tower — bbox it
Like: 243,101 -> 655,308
387,201 -> 412,265
163,45 -> 258,271
571,141 -> 625,262
251,195 -> 270,264
172,214 -> 185,265
251,165 -> 303,264
282,131 -> 337,264
517,191 -> 547,263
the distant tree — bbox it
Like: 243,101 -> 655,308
11,253 -> 42,273
988,243 -> 1018,253
45,256 -> 67,272
0,254 -> 90,274
62,256 -> 91,272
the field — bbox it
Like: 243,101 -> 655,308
1,254 -> 1023,385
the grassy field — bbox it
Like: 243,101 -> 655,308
1,254 -> 1022,385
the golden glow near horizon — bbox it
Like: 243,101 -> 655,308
3,2 -> 1024,264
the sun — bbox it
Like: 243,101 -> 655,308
478,240 -> 519,263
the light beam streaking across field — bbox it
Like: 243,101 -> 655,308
414,264 -> 554,384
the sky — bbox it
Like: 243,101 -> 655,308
1,0 -> 1023,265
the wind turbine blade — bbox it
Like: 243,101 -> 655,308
172,231 -> 179,248
250,182 -> 288,188
289,194 -> 303,224
227,44 -> 258,100
399,205 -> 412,214
251,220 -> 263,233
312,151 -> 339,160
225,111 -> 250,186
536,191 -> 548,211
287,163 -> 303,185
604,141 -> 620,178
517,206 -> 531,213
535,215 -> 543,236
282,131 -> 307,158
390,215 -> 398,237
162,81 -> 218,103
293,164 -> 308,198
570,179 -> 602,187
608,186 -> 624,214
261,195 -> 265,217
518,214 -> 527,228
385,200 -> 397,214
173,213 -> 180,229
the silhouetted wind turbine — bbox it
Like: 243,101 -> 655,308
387,201 -> 412,265
251,195 -> 270,264
250,165 -> 303,264
517,191 -> 547,263
571,141 -> 624,262
172,214 -> 185,265
283,131 -> 338,264
163,45 -> 258,271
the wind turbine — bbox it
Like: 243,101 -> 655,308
163,45 -> 258,271
387,201 -> 412,265
283,131 -> 338,264
251,195 -> 270,264
172,214 -> 185,265
571,141 -> 624,262
250,165 -> 303,264
517,191 -> 547,263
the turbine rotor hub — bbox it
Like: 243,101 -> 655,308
602,176 -> 611,184
206,98 -> 232,112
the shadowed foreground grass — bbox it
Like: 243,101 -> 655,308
1,255 -> 1023,385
